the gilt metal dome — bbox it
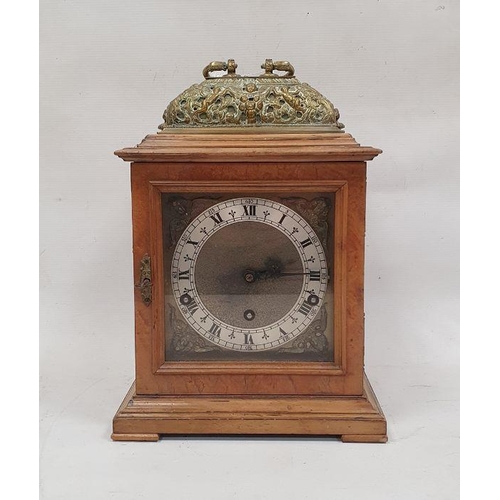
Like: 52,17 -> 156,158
159,59 -> 345,133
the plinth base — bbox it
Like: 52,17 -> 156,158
112,373 -> 387,443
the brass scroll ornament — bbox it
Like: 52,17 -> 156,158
260,58 -> 295,77
160,59 -> 344,130
202,59 -> 239,79
136,254 -> 152,306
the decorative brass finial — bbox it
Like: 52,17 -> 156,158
226,59 -> 238,77
202,59 -> 239,79
260,59 -> 295,77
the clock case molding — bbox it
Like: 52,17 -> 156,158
112,60 -> 387,442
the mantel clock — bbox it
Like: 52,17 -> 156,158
112,59 -> 387,442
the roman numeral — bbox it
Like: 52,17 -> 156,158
278,214 -> 287,224
210,212 -> 223,224
243,205 -> 256,216
244,333 -> 254,344
186,240 -> 198,246
298,301 -> 313,315
309,270 -> 321,281
279,328 -> 287,337
300,238 -> 313,249
185,301 -> 198,315
178,270 -> 190,280
208,322 -> 221,337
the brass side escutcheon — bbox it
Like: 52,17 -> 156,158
136,254 -> 152,306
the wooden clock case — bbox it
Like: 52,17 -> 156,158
112,60 -> 387,443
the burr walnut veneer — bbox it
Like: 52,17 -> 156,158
112,131 -> 386,442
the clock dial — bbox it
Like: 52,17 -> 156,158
171,198 -> 328,351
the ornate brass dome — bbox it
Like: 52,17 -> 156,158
159,59 -> 345,132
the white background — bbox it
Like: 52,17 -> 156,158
40,1 -> 459,499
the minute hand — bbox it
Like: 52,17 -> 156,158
278,271 -> 312,276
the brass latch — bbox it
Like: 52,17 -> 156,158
135,254 -> 152,306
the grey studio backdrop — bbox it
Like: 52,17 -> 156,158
40,1 -> 459,499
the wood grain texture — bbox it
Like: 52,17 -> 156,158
113,131 -> 386,440
341,434 -> 388,443
115,132 -> 382,163
111,373 -> 387,442
111,433 -> 160,442
128,161 -> 367,396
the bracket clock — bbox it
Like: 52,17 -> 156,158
112,59 -> 387,443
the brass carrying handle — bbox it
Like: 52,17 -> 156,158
202,59 -> 238,79
202,59 -> 295,79
135,254 -> 152,306
260,59 -> 295,77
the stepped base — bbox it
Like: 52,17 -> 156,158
112,372 -> 387,443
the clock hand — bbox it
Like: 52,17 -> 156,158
243,268 -> 310,283
277,272 -> 311,276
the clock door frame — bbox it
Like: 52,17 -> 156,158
131,161 -> 367,396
